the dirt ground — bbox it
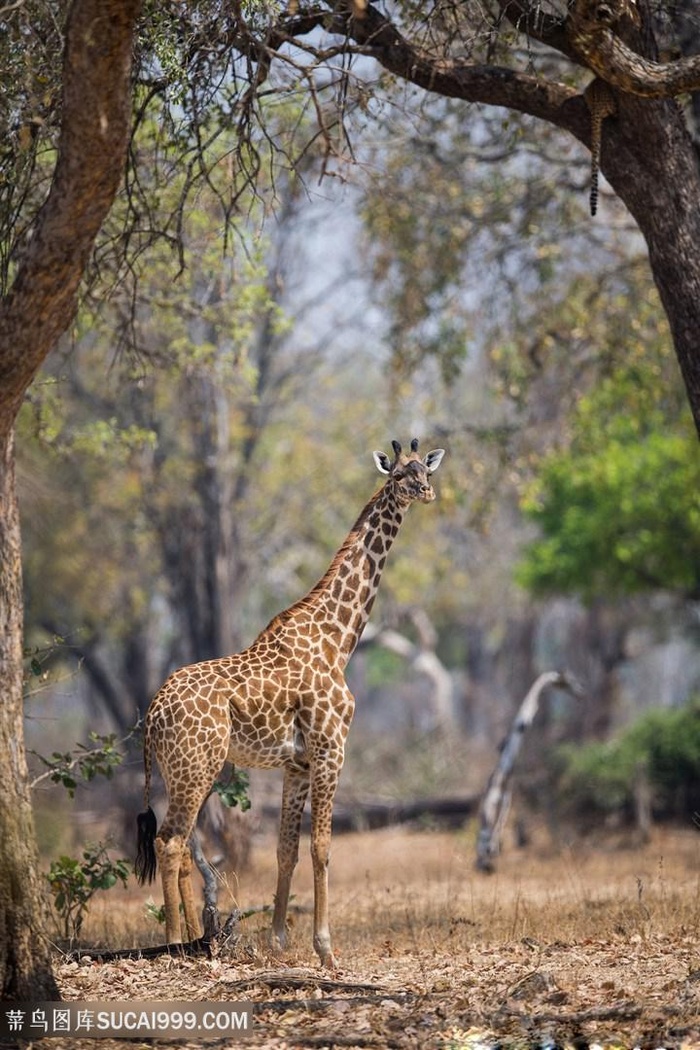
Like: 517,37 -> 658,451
42,824 -> 700,1048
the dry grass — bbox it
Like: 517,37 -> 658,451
48,824 -> 700,1049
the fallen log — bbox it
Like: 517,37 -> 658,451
62,938 -> 214,963
263,794 -> 479,833
62,911 -> 241,963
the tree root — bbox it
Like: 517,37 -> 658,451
61,910 -> 240,963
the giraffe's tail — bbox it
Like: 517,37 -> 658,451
135,806 -> 157,884
135,714 -> 158,884
589,125 -> 601,217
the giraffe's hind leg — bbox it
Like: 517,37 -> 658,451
154,741 -> 229,943
155,833 -> 194,943
155,829 -> 209,942
149,688 -> 231,943
178,841 -> 201,940
156,799 -> 221,943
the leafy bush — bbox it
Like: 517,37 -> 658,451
556,740 -> 638,816
556,700 -> 700,823
517,360 -> 700,601
47,843 -> 130,943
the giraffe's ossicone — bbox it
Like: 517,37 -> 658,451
135,438 -> 445,968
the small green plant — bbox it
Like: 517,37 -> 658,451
213,766 -> 252,811
144,899 -> 186,926
144,900 -> 168,926
47,843 -> 130,942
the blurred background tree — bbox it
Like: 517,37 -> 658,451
4,0 -> 700,991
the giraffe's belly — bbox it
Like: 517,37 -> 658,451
226,717 -> 307,771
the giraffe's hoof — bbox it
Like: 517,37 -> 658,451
319,949 -> 338,971
270,929 -> 287,954
313,933 -> 336,970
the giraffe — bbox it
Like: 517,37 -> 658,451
135,438 -> 445,968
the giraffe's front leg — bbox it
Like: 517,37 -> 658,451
271,768 -> 309,953
309,764 -> 342,969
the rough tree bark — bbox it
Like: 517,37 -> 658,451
0,0 -> 141,1000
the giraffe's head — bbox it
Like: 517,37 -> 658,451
373,438 -> 445,505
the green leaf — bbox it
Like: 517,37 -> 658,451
213,768 -> 251,811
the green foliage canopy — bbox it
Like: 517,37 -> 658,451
517,353 -> 700,600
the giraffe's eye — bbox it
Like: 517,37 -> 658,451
393,470 -> 405,481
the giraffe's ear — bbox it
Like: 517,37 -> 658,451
424,448 -> 445,474
373,451 -> 392,475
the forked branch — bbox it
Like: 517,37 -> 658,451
568,0 -> 700,97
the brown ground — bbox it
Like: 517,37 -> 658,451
45,825 -> 700,1048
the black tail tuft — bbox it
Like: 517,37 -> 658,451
135,806 -> 158,884
590,178 -> 599,217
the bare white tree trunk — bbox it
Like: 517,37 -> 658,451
360,610 -> 454,731
475,670 -> 582,873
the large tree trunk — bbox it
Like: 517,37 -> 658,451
594,89 -> 700,428
0,431 -> 60,999
0,0 -> 141,1000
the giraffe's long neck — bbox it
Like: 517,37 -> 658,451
292,483 -> 405,666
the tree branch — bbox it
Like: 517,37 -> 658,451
475,670 -> 583,873
359,618 -> 454,731
494,0 -> 576,60
274,3 -> 579,130
569,16 -> 700,97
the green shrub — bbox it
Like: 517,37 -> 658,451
556,739 -> 637,816
555,700 -> 700,823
